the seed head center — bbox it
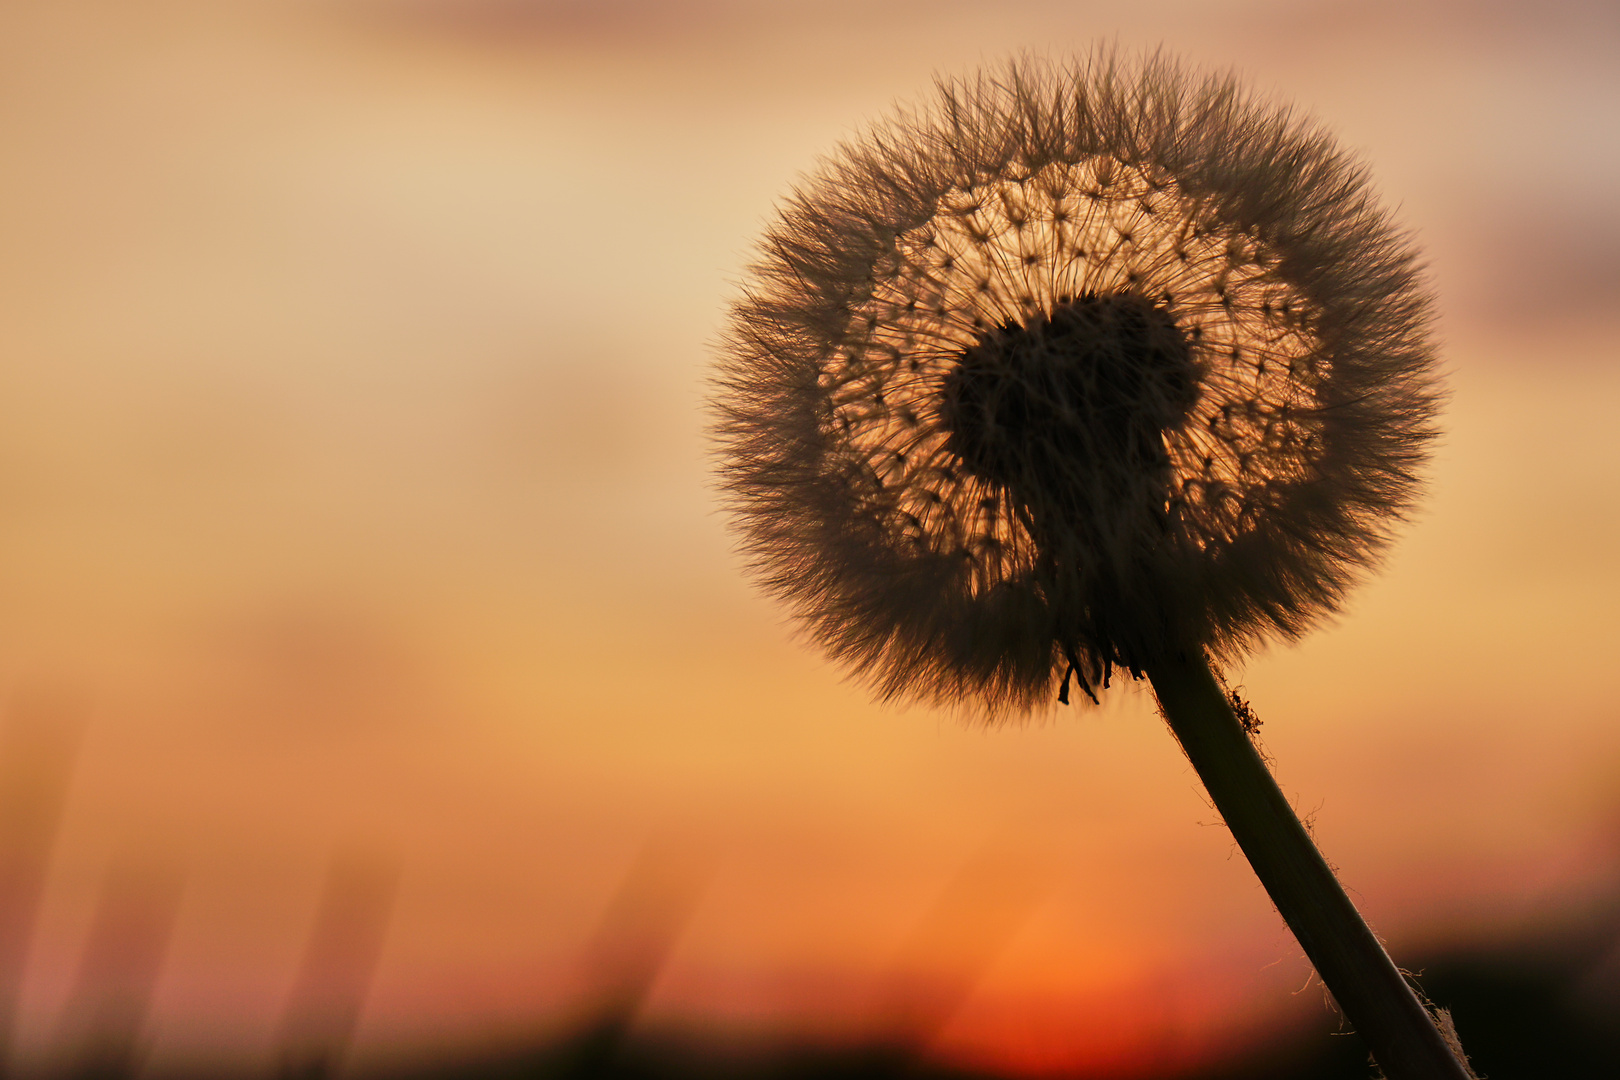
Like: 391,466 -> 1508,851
940,293 -> 1199,509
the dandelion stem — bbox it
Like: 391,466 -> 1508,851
1144,649 -> 1474,1080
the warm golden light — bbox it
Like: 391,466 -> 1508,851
0,1 -> 1616,1076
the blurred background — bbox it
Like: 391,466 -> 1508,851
0,0 -> 1617,1076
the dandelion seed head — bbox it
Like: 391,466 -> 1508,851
712,50 -> 1439,719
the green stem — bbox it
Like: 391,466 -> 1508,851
1142,648 -> 1474,1080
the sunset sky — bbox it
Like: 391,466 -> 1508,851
0,0 -> 1617,1075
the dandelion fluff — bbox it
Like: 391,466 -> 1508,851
712,51 -> 1438,718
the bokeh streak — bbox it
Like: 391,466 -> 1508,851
276,852 -> 399,1079
51,861 -> 183,1080
0,695 -> 84,1077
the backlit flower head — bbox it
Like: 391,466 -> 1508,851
712,50 -> 1438,718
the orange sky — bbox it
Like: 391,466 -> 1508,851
0,0 -> 1617,1075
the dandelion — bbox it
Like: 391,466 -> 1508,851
712,51 -> 1472,1079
